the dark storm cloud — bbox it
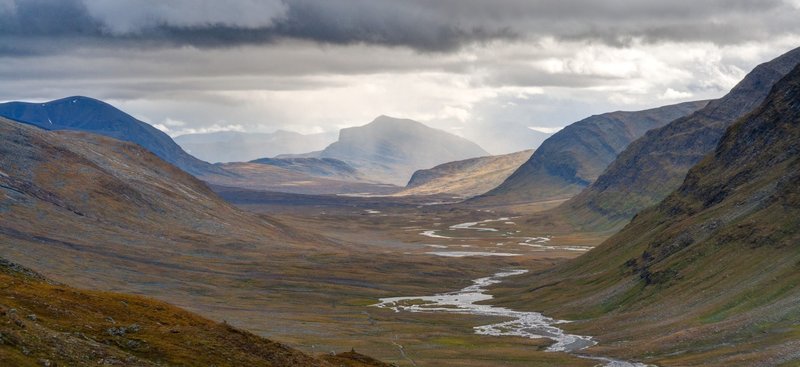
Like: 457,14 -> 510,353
1,0 -> 799,55
0,0 -> 514,54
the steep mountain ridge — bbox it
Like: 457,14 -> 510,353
315,115 -> 489,185
561,46 -> 800,229
500,63 -> 800,366
471,100 -> 708,205
0,96 -> 226,176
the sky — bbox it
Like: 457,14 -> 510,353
1,0 -> 799,154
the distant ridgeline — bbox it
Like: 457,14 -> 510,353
470,100 -> 709,206
0,96 -> 226,176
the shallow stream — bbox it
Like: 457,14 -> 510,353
375,270 -> 652,367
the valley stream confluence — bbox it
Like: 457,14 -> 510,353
374,269 -> 653,367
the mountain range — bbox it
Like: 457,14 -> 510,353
1,40 -> 799,367
175,130 -> 338,163
501,61 -> 800,367
299,115 -> 490,185
471,100 -> 709,206
0,98 -> 495,195
560,46 -> 800,229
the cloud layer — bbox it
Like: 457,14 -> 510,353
3,0 -> 799,53
1,1 -> 799,154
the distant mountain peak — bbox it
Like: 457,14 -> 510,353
353,115 -> 430,132
318,116 -> 489,185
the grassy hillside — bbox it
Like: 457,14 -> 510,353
397,150 -> 532,198
471,100 -> 708,206
0,257 -> 387,367
0,115 -> 324,256
560,46 -> 800,230
494,64 -> 800,366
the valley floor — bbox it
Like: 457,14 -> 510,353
206,193 -> 620,366
2,191 -> 617,366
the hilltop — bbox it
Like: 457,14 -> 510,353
0,96 -> 226,177
311,116 -> 489,185
0,257 -> 387,367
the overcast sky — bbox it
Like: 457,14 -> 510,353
2,0 -> 799,153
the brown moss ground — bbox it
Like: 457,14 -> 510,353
0,259 -> 387,367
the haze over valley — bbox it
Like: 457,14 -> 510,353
2,1 -> 800,366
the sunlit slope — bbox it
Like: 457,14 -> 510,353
398,150 -> 533,198
0,258 -> 385,367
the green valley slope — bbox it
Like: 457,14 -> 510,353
496,63 -> 800,366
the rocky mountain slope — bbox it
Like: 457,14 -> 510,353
0,96 -> 226,176
309,115 -> 489,185
471,100 -> 708,205
0,258 -> 386,367
397,150 -> 533,198
560,46 -> 800,229
499,63 -> 800,366
175,130 -> 337,163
